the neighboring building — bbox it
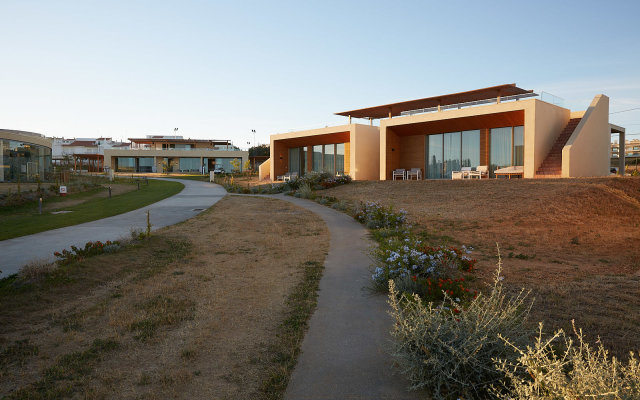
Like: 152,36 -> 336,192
612,139 -> 640,158
263,84 -> 618,181
0,129 -> 52,182
103,135 -> 248,173
611,139 -> 640,171
266,125 -> 380,181
52,137 -> 130,172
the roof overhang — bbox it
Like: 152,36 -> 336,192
336,83 -> 534,119
610,123 -> 625,134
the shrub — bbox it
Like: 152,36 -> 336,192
330,199 -> 351,212
388,262 -> 533,399
353,201 -> 407,229
493,321 -> 640,399
53,240 -> 121,265
296,183 -> 315,199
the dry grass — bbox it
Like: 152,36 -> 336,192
323,176 -> 640,358
0,195 -> 329,399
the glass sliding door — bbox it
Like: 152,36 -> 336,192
513,126 -> 524,166
288,147 -> 301,174
335,143 -> 345,175
490,127 -> 513,177
461,130 -> 480,168
312,145 -> 322,172
443,131 -> 461,179
323,144 -> 335,175
426,134 -> 443,179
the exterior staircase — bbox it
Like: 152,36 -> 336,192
536,118 -> 582,177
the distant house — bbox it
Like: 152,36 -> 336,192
103,135 -> 248,173
262,84 -> 621,180
52,137 -> 130,172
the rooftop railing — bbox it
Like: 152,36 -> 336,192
400,92 -> 540,117
127,146 -> 244,152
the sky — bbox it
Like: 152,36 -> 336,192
1,0 -> 639,148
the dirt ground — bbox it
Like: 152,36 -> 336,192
0,195 -> 329,399
323,177 -> 640,357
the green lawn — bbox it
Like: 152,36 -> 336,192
0,180 -> 184,241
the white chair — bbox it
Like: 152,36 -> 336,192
283,172 -> 292,181
392,169 -> 406,180
406,168 -> 422,180
469,165 -> 489,179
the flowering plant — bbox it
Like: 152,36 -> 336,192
371,234 -> 476,302
354,201 -> 408,229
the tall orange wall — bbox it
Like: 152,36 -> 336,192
344,142 -> 351,174
399,135 -> 425,171
385,129 -> 400,179
273,141 -> 289,178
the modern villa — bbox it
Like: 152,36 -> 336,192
104,135 -> 249,173
261,84 -> 623,181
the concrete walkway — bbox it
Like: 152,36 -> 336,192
277,195 -> 423,400
0,178 -> 226,278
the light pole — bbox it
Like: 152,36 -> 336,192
251,129 -> 256,146
174,127 -> 178,137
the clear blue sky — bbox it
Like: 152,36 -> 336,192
1,0 -> 639,147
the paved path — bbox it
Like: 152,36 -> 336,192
0,178 -> 226,278
276,195 -> 424,400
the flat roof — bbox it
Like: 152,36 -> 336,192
335,83 -> 533,119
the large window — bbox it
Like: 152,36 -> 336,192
427,134 -> 444,179
312,145 -> 322,172
138,157 -> 154,173
0,139 -> 52,182
216,157 -> 241,172
336,143 -> 345,175
490,126 -> 524,177
323,144 -> 335,175
116,157 -> 136,172
461,130 -> 480,168
289,148 -> 301,174
291,143 -> 346,175
179,157 -> 200,172
426,130 -> 480,179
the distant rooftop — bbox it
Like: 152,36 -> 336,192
335,83 -> 535,119
129,137 -> 233,146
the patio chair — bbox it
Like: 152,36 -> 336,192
283,172 -> 292,181
451,171 -> 463,180
392,169 -> 406,180
460,166 -> 472,179
473,165 -> 489,179
406,168 -> 422,180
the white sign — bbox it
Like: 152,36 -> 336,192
59,186 -> 67,194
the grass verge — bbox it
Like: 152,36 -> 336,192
0,179 -> 183,240
260,260 -> 324,399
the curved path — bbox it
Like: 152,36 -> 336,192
0,178 -> 226,278
275,195 -> 423,400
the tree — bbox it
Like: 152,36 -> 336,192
230,158 -> 241,173
248,144 -> 269,157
